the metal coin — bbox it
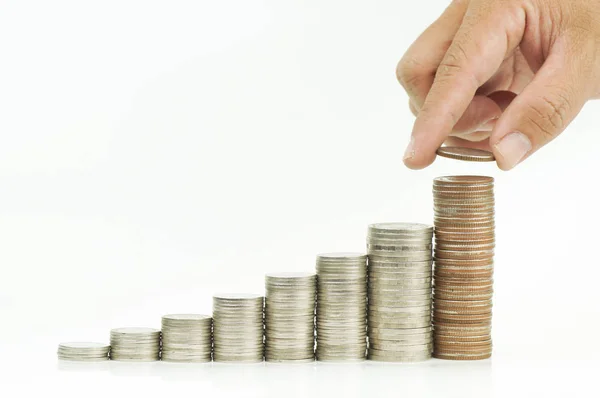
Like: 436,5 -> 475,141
436,146 -> 495,162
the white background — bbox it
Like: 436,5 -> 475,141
1,0 -> 599,396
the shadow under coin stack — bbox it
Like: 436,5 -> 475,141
366,223 -> 434,362
109,327 -> 161,361
212,293 -> 264,362
315,253 -> 368,361
264,272 -> 316,362
161,314 -> 213,362
57,342 -> 110,361
432,176 -> 495,360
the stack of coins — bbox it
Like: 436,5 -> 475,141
315,253 -> 367,361
366,223 -> 434,362
57,342 -> 110,361
109,327 -> 161,361
432,175 -> 494,360
161,314 -> 212,362
265,272 -> 316,362
212,293 -> 264,362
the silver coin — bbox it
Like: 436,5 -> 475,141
317,252 -> 367,260
367,350 -> 431,362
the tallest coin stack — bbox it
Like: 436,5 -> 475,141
432,176 -> 495,360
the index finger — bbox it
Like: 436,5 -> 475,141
396,0 -> 468,107
403,0 -> 526,169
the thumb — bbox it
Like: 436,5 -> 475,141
490,38 -> 592,170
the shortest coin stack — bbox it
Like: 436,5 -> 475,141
265,272 -> 316,362
109,327 -> 161,361
213,293 -> 264,362
57,342 -> 110,361
161,314 -> 213,362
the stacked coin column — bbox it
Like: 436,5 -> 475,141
264,272 -> 316,362
57,342 -> 110,362
315,253 -> 368,361
161,314 -> 213,362
212,294 -> 264,362
432,176 -> 494,360
109,327 -> 161,361
366,223 -> 434,362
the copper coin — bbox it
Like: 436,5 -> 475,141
434,175 -> 494,184
434,198 -> 495,206
434,250 -> 494,260
434,337 -> 491,344
434,242 -> 495,252
433,179 -> 494,186
435,338 -> 492,346
433,313 -> 492,323
435,237 -> 495,245
434,215 -> 495,223
433,352 -> 491,360
434,217 -> 495,225
436,147 -> 495,162
434,331 -> 491,338
435,235 -> 495,243
433,284 -> 493,291
433,323 -> 492,332
434,348 -> 493,357
434,204 -> 495,212
434,220 -> 495,229
433,196 -> 494,203
433,290 -> 493,299
434,221 -> 495,229
433,333 -> 492,341
433,276 -> 493,284
434,344 -> 493,354
434,257 -> 494,266
434,262 -> 494,270
434,269 -> 494,279
437,215 -> 493,224
433,189 -> 493,196
434,285 -> 493,294
433,333 -> 492,340
434,305 -> 493,315
433,305 -> 492,322
434,277 -> 493,286
433,291 -> 493,301
435,265 -> 494,274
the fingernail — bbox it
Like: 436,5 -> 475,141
403,137 -> 415,161
494,132 -> 532,169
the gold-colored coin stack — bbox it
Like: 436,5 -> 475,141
432,175 -> 494,360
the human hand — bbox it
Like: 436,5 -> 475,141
397,0 -> 600,170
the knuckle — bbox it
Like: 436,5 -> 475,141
451,41 -> 470,65
524,93 -> 570,141
435,39 -> 480,90
435,60 -> 479,93
396,57 -> 422,89
419,101 -> 461,128
408,99 -> 419,116
435,62 -> 462,80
